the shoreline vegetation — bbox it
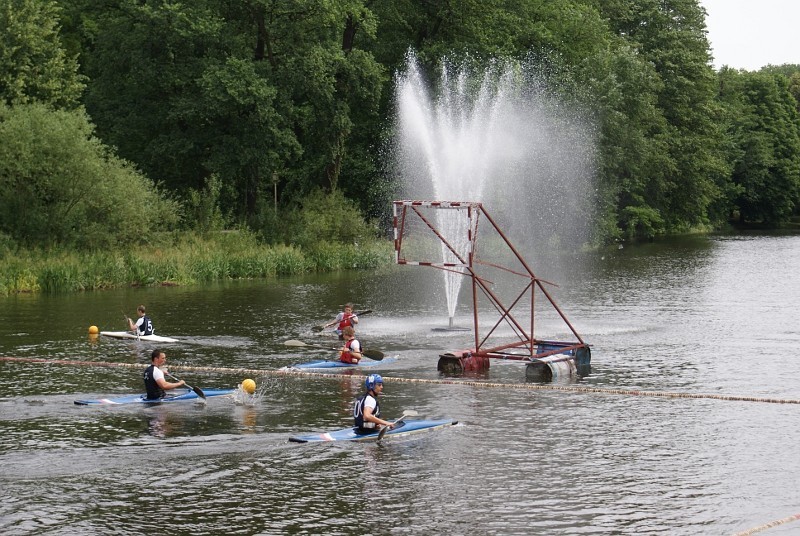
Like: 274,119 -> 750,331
4,219 -> 800,297
0,231 -> 393,296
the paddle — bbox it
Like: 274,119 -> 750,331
377,410 -> 419,441
165,372 -> 206,399
283,339 -> 385,361
123,310 -> 141,339
312,310 -> 373,332
123,310 -> 134,334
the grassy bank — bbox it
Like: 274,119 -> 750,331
0,231 -> 393,295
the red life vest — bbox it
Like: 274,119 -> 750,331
340,338 -> 360,363
337,312 -> 356,331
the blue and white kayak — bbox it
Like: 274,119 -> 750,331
74,388 -> 234,405
283,356 -> 398,370
100,330 -> 180,343
289,418 -> 457,443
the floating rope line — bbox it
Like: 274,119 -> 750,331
3,356 -> 800,405
732,513 -> 800,535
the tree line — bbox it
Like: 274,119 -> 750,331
1,0 -> 799,253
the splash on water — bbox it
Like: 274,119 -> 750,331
233,384 -> 262,407
393,52 -> 596,321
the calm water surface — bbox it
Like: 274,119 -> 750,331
1,233 -> 800,535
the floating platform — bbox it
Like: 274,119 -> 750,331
438,342 -> 591,380
393,201 -> 592,382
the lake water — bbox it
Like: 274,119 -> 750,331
1,232 -> 799,535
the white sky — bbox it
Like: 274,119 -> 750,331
699,0 -> 800,70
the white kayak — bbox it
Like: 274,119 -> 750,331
100,331 -> 180,343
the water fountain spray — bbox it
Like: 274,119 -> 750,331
394,51 -> 595,329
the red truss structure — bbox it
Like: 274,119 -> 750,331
392,200 -> 590,375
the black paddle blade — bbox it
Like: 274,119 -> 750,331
311,325 -> 325,332
362,349 -> 384,361
191,385 -> 206,399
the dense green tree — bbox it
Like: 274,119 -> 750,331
35,0 -> 799,248
582,44 -> 672,240
0,0 -> 179,250
79,0 -> 385,225
596,0 -> 729,235
760,64 -> 800,113
0,103 -> 180,248
0,0 -> 85,108
718,68 -> 800,224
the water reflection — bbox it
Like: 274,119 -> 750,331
145,407 -> 178,439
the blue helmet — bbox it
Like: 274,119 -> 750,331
365,374 -> 383,391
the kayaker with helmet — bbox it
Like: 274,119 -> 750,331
354,374 -> 395,434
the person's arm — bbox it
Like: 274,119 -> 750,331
351,314 -> 359,325
363,405 -> 393,429
156,377 -> 185,391
349,340 -> 363,361
324,312 -> 343,329
127,316 -> 136,332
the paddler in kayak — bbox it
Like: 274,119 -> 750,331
127,304 -> 154,336
353,374 -> 395,435
322,303 -> 359,340
143,349 -> 185,400
338,326 -> 363,364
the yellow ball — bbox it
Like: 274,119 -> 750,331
242,378 -> 256,394
88,325 -> 99,334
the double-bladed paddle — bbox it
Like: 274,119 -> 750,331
166,372 -> 206,399
377,410 -> 419,441
312,310 -> 373,332
122,310 -> 139,339
283,339 -> 385,361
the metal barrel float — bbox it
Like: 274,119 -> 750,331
525,345 -> 592,381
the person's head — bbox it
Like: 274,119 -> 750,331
137,305 -> 146,316
342,326 -> 355,339
365,374 -> 383,394
150,349 -> 166,364
344,303 -> 353,313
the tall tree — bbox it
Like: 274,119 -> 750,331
0,0 -> 85,108
596,0 -> 729,234
80,0 -> 385,223
718,68 -> 800,224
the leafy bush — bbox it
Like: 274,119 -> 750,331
0,103 -> 181,249
621,205 -> 665,240
286,189 -> 380,249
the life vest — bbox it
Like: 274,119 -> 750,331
138,315 -> 154,336
353,392 -> 380,431
340,338 -> 359,363
337,312 -> 356,331
143,365 -> 165,400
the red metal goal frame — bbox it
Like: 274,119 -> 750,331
392,200 -> 587,361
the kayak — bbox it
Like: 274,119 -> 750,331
282,356 -> 398,370
289,418 -> 457,443
74,388 -> 234,405
100,330 -> 180,343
